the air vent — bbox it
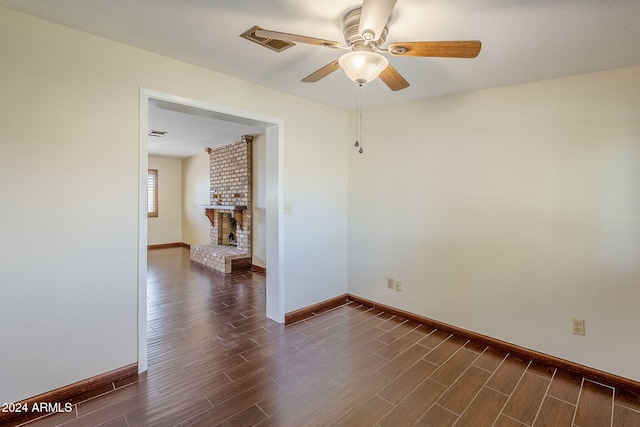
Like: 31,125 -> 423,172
148,130 -> 167,137
240,25 -> 295,52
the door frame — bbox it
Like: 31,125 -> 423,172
138,88 -> 285,373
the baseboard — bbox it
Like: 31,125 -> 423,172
147,242 -> 183,250
284,294 -> 350,325
251,264 -> 266,274
288,293 -> 640,393
0,363 -> 138,424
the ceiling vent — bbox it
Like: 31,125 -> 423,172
240,25 -> 295,52
148,130 -> 167,137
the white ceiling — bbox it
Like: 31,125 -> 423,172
147,99 -> 266,159
2,0 -> 639,157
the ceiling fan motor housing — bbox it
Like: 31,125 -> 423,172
343,8 -> 388,50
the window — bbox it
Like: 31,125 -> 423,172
147,169 -> 158,217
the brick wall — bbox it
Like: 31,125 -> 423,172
208,136 -> 252,253
210,137 -> 251,207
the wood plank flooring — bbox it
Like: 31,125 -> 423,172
14,247 -> 640,426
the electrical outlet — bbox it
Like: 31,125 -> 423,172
572,318 -> 585,336
284,203 -> 293,214
387,278 -> 394,289
393,280 -> 402,292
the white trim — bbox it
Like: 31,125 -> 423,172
138,89 -> 149,373
266,124 -> 286,322
138,88 -> 285,373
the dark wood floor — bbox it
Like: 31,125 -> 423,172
14,247 -> 640,426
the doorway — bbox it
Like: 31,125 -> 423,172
138,89 -> 284,373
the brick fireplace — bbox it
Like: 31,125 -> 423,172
190,135 -> 253,273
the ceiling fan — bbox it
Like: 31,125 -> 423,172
253,0 -> 481,91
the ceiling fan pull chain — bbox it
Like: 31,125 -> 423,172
355,83 -> 360,148
357,83 -> 364,153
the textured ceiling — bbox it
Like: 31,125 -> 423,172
2,0 -> 639,157
147,100 -> 266,159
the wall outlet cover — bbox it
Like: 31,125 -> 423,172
572,318 -> 585,336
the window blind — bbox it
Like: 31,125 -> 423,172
147,169 -> 158,217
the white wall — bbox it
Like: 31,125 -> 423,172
0,6 -> 348,404
347,66 -> 640,382
252,133 -> 267,268
148,156 -> 182,245
181,152 -> 211,246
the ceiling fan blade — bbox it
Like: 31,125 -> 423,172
254,29 -> 341,48
379,64 -> 409,91
358,0 -> 397,42
389,41 -> 482,58
301,59 -> 341,82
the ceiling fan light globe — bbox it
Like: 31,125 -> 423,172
339,51 -> 388,84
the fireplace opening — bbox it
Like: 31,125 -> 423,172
219,213 -> 238,246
